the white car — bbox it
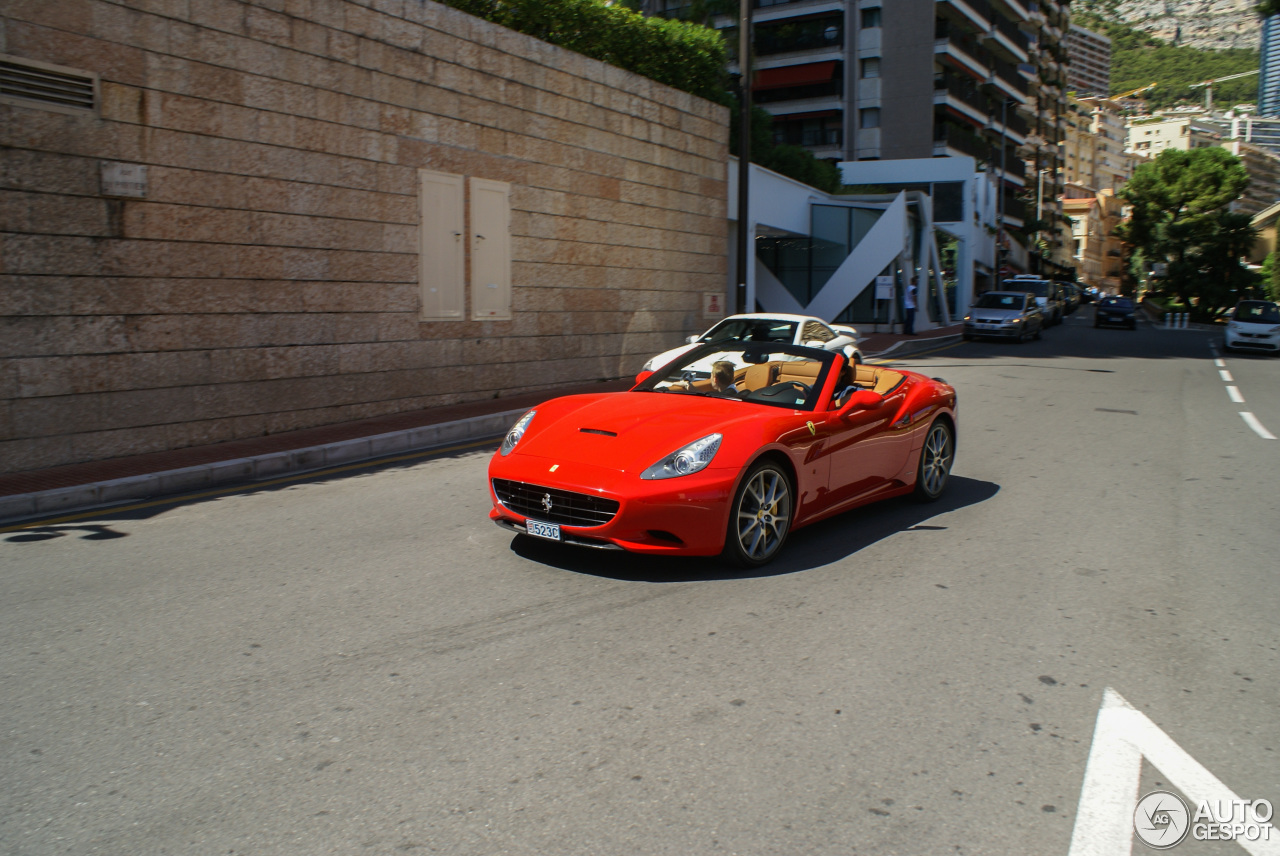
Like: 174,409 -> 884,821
1224,299 -> 1280,354
641,313 -> 862,373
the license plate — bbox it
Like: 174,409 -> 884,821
526,519 -> 561,541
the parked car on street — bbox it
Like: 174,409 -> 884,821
641,313 -> 862,374
1057,282 -> 1081,315
962,291 -> 1044,342
1002,275 -> 1063,326
1223,299 -> 1280,354
1094,295 -> 1137,329
490,343 -> 957,567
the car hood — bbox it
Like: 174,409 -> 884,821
970,308 -> 1024,321
515,392 -> 769,474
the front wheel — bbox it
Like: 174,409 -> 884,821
913,420 -> 954,502
722,461 -> 793,568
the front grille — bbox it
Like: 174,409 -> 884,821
492,479 -> 620,527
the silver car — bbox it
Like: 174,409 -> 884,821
963,291 -> 1045,342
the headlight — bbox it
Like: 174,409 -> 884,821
963,314 -> 971,321
500,410 -> 536,456
641,433 -> 722,480
1270,325 -> 1280,333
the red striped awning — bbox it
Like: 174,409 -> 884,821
752,61 -> 839,91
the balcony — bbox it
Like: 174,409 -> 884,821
991,14 -> 1029,59
935,71 -> 993,120
935,19 -> 992,78
934,120 -> 992,160
989,58 -> 1028,97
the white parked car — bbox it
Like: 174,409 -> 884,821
1224,299 -> 1280,354
641,313 -> 862,373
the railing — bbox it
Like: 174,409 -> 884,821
935,72 -> 992,116
935,120 -> 991,160
992,14 -> 1029,54
991,58 -> 1028,95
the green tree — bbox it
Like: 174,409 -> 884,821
1118,148 -> 1255,318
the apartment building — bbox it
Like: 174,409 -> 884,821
1261,14 -> 1280,116
1064,94 -> 1135,192
1127,114 -> 1224,156
1222,140 -> 1280,217
1065,23 -> 1111,99
649,0 -> 1070,264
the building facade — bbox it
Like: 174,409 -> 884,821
647,0 -> 1072,282
1127,115 -> 1224,156
1260,14 -> 1280,117
0,0 -> 729,473
1065,23 -> 1111,98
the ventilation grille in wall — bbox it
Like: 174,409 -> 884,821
0,54 -> 98,115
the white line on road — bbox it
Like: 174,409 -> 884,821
1227,386 -> 1245,403
1215,358 -> 1226,367
1241,412 -> 1278,440
1068,688 -> 1280,856
1220,369 -> 1235,382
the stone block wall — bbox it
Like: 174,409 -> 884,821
0,0 -> 729,474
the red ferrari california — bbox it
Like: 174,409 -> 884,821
488,343 -> 957,567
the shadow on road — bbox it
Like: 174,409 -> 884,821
506,475 -> 1000,582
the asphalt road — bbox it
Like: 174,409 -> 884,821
2,306 -> 1277,855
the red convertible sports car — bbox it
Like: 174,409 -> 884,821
488,343 -> 957,567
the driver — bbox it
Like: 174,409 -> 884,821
832,358 -> 861,407
711,360 -> 739,394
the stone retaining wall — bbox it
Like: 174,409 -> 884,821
0,0 -> 728,473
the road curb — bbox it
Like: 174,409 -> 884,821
0,409 -> 526,526
868,333 -> 964,359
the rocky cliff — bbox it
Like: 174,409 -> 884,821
1083,0 -> 1260,51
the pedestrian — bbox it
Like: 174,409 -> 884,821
903,281 -> 917,335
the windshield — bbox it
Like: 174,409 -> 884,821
699,318 -> 798,346
635,343 -> 836,412
1003,279 -> 1050,297
1235,301 -> 1280,324
975,293 -> 1026,310
1100,297 -> 1133,309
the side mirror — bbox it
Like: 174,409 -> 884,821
633,370 -> 654,387
838,389 -> 884,418
686,335 -> 700,344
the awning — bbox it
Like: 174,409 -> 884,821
753,61 -> 839,91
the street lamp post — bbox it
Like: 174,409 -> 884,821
735,0 -> 752,313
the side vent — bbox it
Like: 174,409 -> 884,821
0,54 -> 98,115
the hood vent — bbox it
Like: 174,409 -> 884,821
579,428 -> 617,437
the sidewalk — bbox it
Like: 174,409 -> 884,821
0,324 -> 962,524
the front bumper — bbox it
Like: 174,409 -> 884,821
1225,329 -> 1280,351
964,321 -> 1023,338
487,453 -> 738,556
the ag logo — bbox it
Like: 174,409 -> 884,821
1134,790 -> 1190,849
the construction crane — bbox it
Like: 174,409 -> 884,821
1110,82 -> 1158,102
1189,69 -> 1259,111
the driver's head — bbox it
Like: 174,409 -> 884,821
712,361 -> 735,390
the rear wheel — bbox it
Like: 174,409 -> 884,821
913,420 -> 954,502
722,461 -> 793,567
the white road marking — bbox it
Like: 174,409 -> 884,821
1220,369 -> 1234,382
1227,386 -> 1245,403
1069,688 -> 1280,856
1215,358 -> 1226,367
1241,412 -> 1278,440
